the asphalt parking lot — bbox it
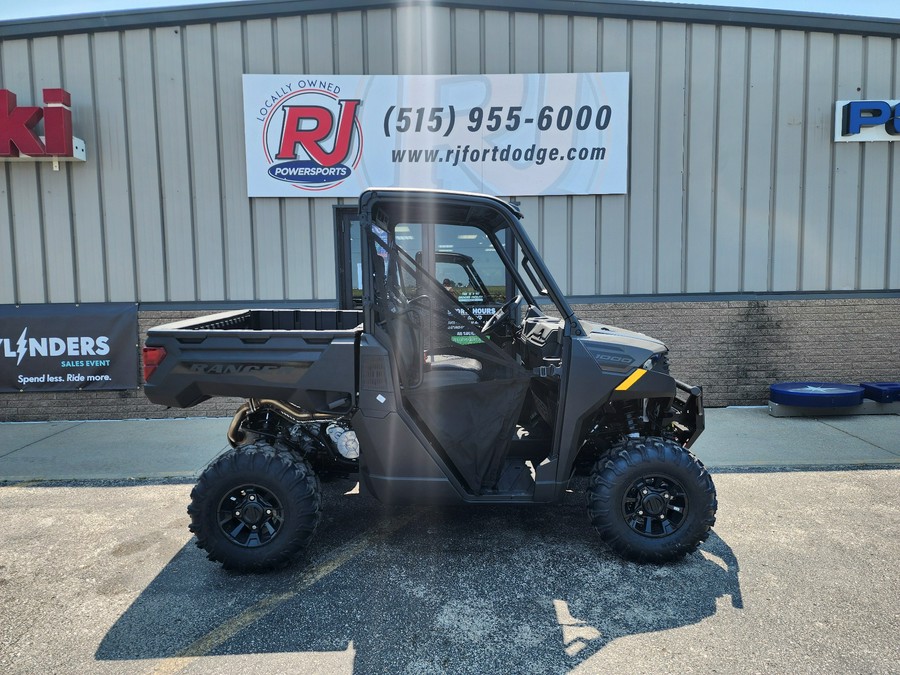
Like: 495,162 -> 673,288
1,465 -> 899,674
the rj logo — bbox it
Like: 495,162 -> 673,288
275,99 -> 361,166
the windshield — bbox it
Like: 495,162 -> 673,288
372,221 -> 519,328
361,191 -> 574,329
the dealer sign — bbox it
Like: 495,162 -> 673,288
0,88 -> 86,164
243,73 -> 629,197
0,304 -> 137,392
835,99 -> 900,142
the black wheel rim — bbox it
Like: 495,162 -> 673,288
621,473 -> 688,538
217,484 -> 284,548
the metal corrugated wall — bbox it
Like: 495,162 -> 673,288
1,7 -> 898,304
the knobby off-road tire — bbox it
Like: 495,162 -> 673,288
188,442 -> 321,572
587,436 -> 717,563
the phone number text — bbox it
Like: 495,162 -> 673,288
382,105 -> 613,138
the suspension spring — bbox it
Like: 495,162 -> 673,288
619,400 -> 644,437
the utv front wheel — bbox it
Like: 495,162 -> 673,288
188,442 -> 321,571
587,437 -> 716,563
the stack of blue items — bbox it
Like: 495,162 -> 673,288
769,381 -> 900,407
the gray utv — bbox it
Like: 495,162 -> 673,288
143,188 -> 716,571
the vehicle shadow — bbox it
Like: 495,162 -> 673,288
95,480 -> 742,672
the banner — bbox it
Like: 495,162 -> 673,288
243,73 -> 629,197
0,303 -> 138,392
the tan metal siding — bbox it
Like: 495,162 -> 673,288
801,32 -> 834,292
713,26 -> 746,294
62,34 -> 106,303
0,168 -> 14,304
284,200 -> 314,300
159,26 -> 201,301
92,31 -> 137,302
657,22 -> 687,295
684,24 -> 716,293
570,17 -> 601,296
3,38 -> 45,304
570,196 -> 597,295
212,21 -> 252,301
453,10 -> 481,76
540,195 -> 569,288
597,19 -> 628,296
1,7 -> 898,305
33,36 -> 76,303
365,9 -> 394,74
628,20 -> 658,295
124,29 -> 166,302
336,13 -> 364,75
484,12 -> 511,74
831,34 -> 864,292
859,37 -> 893,290
743,28 -> 776,293
771,31 -> 805,292
424,6 -> 452,74
185,23 -> 226,301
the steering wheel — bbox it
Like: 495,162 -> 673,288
480,294 -> 522,335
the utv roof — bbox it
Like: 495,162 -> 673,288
359,188 -> 524,224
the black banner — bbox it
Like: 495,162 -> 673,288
0,303 -> 138,392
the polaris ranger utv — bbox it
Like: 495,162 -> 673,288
143,188 -> 716,571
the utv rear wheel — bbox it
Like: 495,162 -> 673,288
188,442 -> 321,571
587,437 -> 716,563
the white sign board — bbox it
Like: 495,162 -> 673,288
834,99 -> 900,142
243,73 -> 629,197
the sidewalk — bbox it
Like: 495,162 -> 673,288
1,407 -> 899,482
0,417 -> 230,482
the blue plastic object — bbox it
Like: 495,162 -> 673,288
859,382 -> 900,403
769,382 -> 864,408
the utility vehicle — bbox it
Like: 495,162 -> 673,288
143,188 -> 716,571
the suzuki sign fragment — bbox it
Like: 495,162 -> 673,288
243,73 -> 629,197
0,88 -> 86,164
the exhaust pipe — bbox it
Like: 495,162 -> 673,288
226,398 -> 337,448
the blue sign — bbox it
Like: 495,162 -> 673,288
835,99 -> 900,142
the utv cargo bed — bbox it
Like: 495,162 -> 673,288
143,309 -> 363,410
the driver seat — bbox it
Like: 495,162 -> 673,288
422,353 -> 482,387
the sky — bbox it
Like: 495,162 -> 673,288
1,0 -> 899,22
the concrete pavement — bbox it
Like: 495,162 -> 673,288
1,407 -> 899,482
2,408 -> 899,674
2,468 -> 899,674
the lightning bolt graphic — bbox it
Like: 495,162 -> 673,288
16,327 -> 28,366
